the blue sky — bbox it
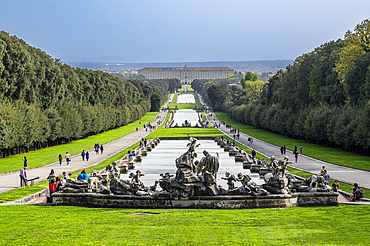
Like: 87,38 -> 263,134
1,0 -> 369,62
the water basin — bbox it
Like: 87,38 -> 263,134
177,94 -> 195,103
172,109 -> 199,127
121,140 -> 264,188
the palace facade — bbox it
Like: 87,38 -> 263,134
138,65 -> 234,84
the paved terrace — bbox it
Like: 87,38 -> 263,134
0,94 -> 174,194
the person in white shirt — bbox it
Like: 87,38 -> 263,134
19,167 -> 27,187
65,152 -> 70,165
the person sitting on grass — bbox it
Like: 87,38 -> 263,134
351,184 -> 364,202
331,183 -> 338,192
77,170 -> 88,180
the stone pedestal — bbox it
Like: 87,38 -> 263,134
127,161 -> 135,169
135,155 -> 142,162
243,162 -> 252,169
141,150 -> 147,156
250,165 -> 260,173
224,146 -> 232,152
229,150 -> 237,156
235,155 -> 244,162
146,146 -> 152,151
119,164 -> 128,174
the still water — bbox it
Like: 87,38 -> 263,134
172,109 -> 199,126
177,94 -> 195,103
121,140 -> 264,189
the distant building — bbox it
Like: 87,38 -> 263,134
137,65 -> 234,84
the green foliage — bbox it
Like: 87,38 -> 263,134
244,71 -> 258,81
194,20 -> 370,155
0,31 -> 174,158
216,111 -> 370,170
0,112 -> 157,173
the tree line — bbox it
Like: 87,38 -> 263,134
0,31 -> 180,157
200,19 -> 370,155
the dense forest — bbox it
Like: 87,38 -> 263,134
197,19 -> 370,155
0,31 -> 180,157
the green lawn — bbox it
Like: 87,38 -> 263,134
216,112 -> 370,171
1,205 -> 370,245
177,85 -> 194,93
147,127 -> 222,138
187,84 -> 194,92
0,112 -> 157,174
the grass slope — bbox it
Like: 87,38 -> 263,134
1,205 -> 370,245
216,112 -> 370,171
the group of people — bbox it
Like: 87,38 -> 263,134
94,143 -> 103,155
319,166 -> 364,202
45,169 -> 89,203
58,152 -> 71,165
140,138 -> 148,148
279,145 -> 302,163
45,169 -> 71,203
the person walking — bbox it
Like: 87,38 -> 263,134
283,145 -> 286,154
100,145 -> 104,155
95,143 -> 99,155
293,146 -> 297,154
251,149 -> 256,160
299,145 -> 303,154
280,145 -> 284,155
295,151 -> 299,163
65,152 -> 70,165
19,167 -> 27,187
86,151 -> 90,161
81,150 -> 85,161
23,156 -> 27,168
58,154 -> 62,165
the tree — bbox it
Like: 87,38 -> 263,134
336,19 -> 370,83
244,80 -> 264,101
244,72 -> 258,82
240,78 -> 245,89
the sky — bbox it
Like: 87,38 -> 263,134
1,0 -> 369,63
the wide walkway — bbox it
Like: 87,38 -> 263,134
199,94 -> 370,189
0,94 -> 174,194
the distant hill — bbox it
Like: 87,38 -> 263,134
64,60 -> 293,74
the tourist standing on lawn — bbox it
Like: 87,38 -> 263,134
58,154 -> 62,165
19,166 -> 27,187
86,151 -> 90,161
251,149 -> 256,160
65,152 -> 70,165
23,156 -> 27,168
100,145 -> 104,155
81,150 -> 85,161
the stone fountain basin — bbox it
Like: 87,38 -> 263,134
53,192 -> 338,209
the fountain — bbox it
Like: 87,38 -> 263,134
53,138 -> 338,208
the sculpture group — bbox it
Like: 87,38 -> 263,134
57,138 -> 330,198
